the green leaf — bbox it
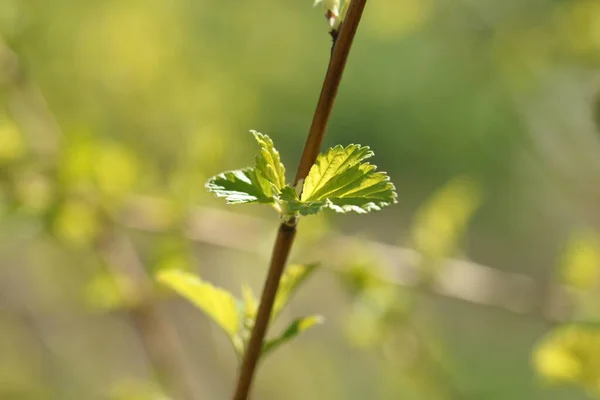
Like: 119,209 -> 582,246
251,130 -> 286,197
157,270 -> 239,338
273,263 -> 320,319
263,315 -> 324,356
205,168 -> 273,204
280,186 -> 326,216
300,144 -> 397,214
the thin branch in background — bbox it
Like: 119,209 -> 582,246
119,198 -> 573,324
233,2 -> 368,399
95,228 -> 201,400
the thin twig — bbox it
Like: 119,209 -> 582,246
232,2 -> 368,399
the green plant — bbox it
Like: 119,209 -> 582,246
157,1 -> 398,398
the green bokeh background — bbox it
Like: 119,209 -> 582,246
2,0 -> 600,399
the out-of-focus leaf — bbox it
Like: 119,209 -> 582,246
262,315 -> 324,356
84,271 -> 136,311
560,230 -> 600,291
273,263 -> 320,319
533,324 -> 600,394
52,200 -> 99,246
0,116 -> 25,162
251,130 -> 286,197
157,270 -> 239,338
411,176 -> 482,265
206,168 -> 273,204
93,142 -> 139,197
300,144 -> 397,214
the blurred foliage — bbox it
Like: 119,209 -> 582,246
534,324 -> 600,397
533,229 -> 600,398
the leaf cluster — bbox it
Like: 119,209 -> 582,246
206,131 -> 397,221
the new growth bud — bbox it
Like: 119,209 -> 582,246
313,0 -> 350,35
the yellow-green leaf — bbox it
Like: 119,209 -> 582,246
263,315 -> 324,356
273,263 -> 320,319
206,168 -> 273,204
251,130 -> 286,197
157,270 -> 239,337
300,144 -> 397,214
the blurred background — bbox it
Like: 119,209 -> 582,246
2,0 -> 600,399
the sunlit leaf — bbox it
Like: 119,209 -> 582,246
263,315 -> 324,356
273,263 -> 320,319
206,168 -> 273,204
157,270 -> 239,338
300,144 -> 397,214
251,130 -> 286,197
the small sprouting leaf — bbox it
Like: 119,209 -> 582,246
280,186 -> 326,217
273,263 -> 320,319
251,130 -> 286,196
157,270 -> 239,338
263,315 -> 324,356
300,144 -> 397,214
206,168 -> 273,204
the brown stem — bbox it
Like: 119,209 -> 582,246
293,0 -> 368,186
232,1 -> 368,399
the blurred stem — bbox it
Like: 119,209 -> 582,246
232,1 -> 368,399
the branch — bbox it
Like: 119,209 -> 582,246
233,2 -> 369,399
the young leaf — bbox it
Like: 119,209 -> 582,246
156,270 -> 240,338
206,168 -> 273,204
251,130 -> 286,197
263,315 -> 325,356
301,144 -> 397,214
280,186 -> 326,217
273,263 -> 320,319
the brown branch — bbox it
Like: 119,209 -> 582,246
233,2 -> 368,399
293,0 -> 368,186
